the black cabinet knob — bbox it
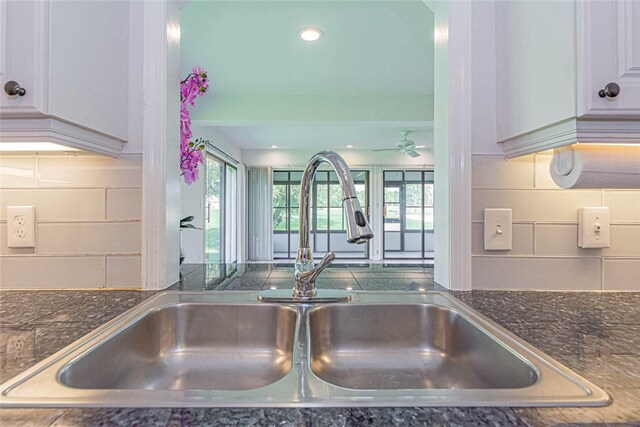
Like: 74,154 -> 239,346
598,82 -> 620,98
4,80 -> 26,97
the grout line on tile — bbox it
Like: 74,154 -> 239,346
601,257 -> 605,291
472,254 -> 605,260
35,153 -> 41,188
36,219 -> 142,224
2,186 -> 142,191
532,153 -> 538,189
103,188 -> 108,220
102,255 -> 107,288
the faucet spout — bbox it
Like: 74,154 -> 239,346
294,151 -> 374,298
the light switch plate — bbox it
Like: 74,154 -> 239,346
7,206 -> 36,248
578,207 -> 610,248
484,208 -> 512,251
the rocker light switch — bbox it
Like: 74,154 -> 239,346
578,207 -> 610,248
484,209 -> 512,251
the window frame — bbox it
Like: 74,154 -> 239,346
272,169 -> 370,259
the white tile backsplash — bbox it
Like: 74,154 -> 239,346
37,222 -> 141,255
472,155 -> 534,189
472,189 -> 603,222
472,154 -> 640,290
0,256 -> 105,289
2,151 -> 637,291
472,256 -> 603,290
535,224 -> 640,257
106,255 -> 142,288
37,155 -> 142,188
603,191 -> 640,223
471,222 -> 534,255
106,188 -> 142,220
0,156 -> 37,188
0,153 -> 142,289
0,189 -> 106,221
534,152 -> 561,189
603,259 -> 640,291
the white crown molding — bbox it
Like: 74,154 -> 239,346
0,117 -> 124,156
499,118 -> 640,159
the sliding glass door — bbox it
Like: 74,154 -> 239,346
225,165 -> 237,263
205,154 -> 224,262
205,153 -> 238,263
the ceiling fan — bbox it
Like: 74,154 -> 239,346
373,131 -> 422,158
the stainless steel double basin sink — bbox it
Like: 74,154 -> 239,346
0,291 -> 610,407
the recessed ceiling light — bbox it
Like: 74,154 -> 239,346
346,145 -> 354,148
299,27 -> 323,42
270,145 -> 278,149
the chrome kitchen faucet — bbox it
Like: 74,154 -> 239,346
259,150 -> 373,303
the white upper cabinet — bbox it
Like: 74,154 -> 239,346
496,0 -> 640,158
0,0 -> 129,156
578,0 -> 640,118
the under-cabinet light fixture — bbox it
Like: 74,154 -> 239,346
0,142 -> 79,152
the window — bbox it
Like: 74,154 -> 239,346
273,170 -> 369,259
383,170 -> 434,259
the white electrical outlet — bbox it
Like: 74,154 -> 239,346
484,208 -> 512,251
578,207 -> 610,248
7,206 -> 36,248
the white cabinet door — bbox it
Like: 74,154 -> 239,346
0,0 -> 49,115
48,0 -> 129,141
1,0 -> 129,155
580,0 -> 640,117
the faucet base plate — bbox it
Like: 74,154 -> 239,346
257,289 -> 352,304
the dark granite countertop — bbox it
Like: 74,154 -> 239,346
1,263 -> 639,426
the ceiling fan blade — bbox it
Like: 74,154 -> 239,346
372,149 -> 399,152
407,150 -> 421,158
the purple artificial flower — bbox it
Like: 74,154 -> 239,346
179,66 -> 210,184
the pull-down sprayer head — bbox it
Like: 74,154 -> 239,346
298,150 -> 373,249
343,196 -> 373,244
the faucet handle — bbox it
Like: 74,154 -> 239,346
294,252 -> 335,297
299,252 -> 335,282
314,252 -> 336,273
